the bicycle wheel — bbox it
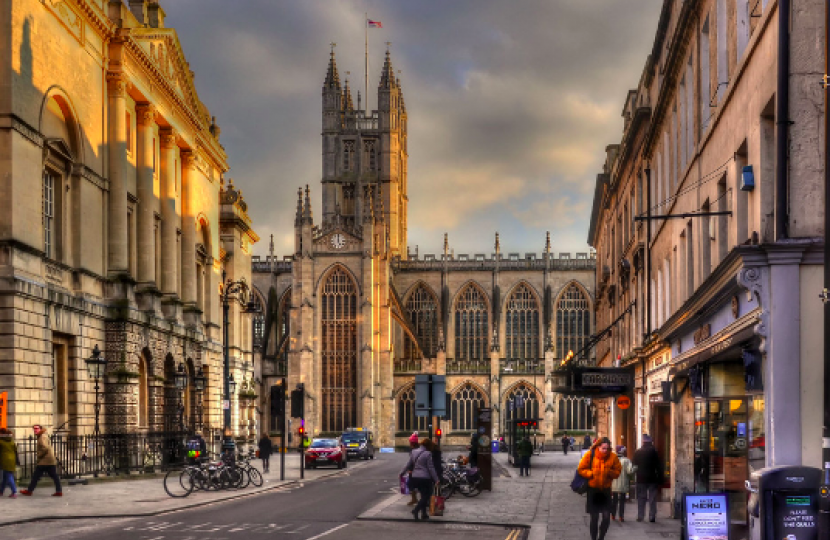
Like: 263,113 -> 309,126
438,476 -> 455,499
248,467 -> 263,487
458,478 -> 483,497
164,468 -> 193,498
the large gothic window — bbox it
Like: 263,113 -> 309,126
558,397 -> 592,430
405,284 -> 439,359
453,284 -> 489,370
504,384 -> 540,426
343,141 -> 355,172
451,383 -> 486,431
276,290 -> 291,376
321,268 -> 358,432
505,284 -> 540,372
556,283 -> 591,360
397,385 -> 429,432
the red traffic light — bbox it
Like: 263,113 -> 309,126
298,426 -> 305,436
435,428 -> 442,438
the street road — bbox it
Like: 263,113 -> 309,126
1,454 -> 526,540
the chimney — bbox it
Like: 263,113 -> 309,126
129,0 -> 148,25
147,2 -> 166,28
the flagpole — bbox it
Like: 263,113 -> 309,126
364,12 -> 369,113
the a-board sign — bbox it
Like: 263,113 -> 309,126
683,493 -> 729,540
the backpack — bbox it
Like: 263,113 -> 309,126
570,448 -> 595,495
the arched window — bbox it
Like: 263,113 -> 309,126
454,285 -> 489,367
451,383 -> 486,431
276,290 -> 291,376
321,267 -> 358,432
505,284 -> 540,371
397,386 -> 429,432
504,384 -> 540,429
138,350 -> 152,429
251,292 -> 265,352
405,284 -> 439,359
558,397 -> 592,430
556,284 -> 591,360
343,141 -> 355,172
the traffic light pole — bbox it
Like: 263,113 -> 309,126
280,378 -> 286,481
299,416 -> 305,480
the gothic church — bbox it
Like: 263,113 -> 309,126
251,50 -> 597,448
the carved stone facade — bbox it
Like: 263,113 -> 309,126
251,51 -> 597,449
0,1 -> 258,440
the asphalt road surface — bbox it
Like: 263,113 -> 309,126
1,454 -> 525,540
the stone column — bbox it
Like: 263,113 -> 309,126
106,73 -> 129,276
159,129 -> 179,297
180,151 -> 197,308
135,103 -> 157,286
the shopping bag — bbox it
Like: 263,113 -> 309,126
400,475 -> 410,495
430,494 -> 445,516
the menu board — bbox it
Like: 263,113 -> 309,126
684,493 -> 729,540
772,492 -> 818,540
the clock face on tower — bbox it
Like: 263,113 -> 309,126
330,233 -> 346,250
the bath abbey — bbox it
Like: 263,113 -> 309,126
251,50 -> 596,448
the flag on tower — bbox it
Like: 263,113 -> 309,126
367,19 -> 382,28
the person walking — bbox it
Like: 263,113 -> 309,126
561,433 -> 570,455
583,434 -> 593,451
258,433 -> 273,473
578,437 -> 621,540
633,434 -> 662,522
20,425 -> 62,497
0,428 -> 19,498
400,438 -> 440,521
517,436 -> 533,477
610,446 -> 635,522
405,432 -> 420,506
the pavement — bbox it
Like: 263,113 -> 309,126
358,450 -> 681,540
0,453 -> 352,526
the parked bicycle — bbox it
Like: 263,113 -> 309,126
438,457 -> 482,499
163,450 -> 263,497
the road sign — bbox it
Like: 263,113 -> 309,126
222,400 -> 229,410
617,396 -> 631,410
0,392 -> 6,429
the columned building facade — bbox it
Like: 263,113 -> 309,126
251,50 -> 596,448
0,0 -> 258,440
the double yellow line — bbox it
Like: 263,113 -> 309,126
505,529 -> 523,540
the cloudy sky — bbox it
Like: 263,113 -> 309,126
162,0 -> 660,258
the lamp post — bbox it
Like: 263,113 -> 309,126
194,366 -> 206,431
84,344 -> 107,437
174,363 -> 188,431
220,270 -> 258,446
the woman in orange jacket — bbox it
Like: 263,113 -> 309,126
578,437 -> 621,540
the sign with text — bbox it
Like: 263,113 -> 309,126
772,492 -> 818,540
617,396 -> 631,410
683,493 -> 729,540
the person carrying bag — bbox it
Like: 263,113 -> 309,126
577,437 -> 621,540
400,438 -> 440,521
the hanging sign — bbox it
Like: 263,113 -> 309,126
617,396 -> 631,410
683,493 -> 729,540
0,392 -> 6,429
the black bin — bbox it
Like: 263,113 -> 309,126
747,466 -> 821,540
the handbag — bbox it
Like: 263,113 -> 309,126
430,493 -> 445,516
400,475 -> 410,495
570,448 -> 595,495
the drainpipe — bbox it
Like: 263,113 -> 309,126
820,0 -> 830,533
775,0 -> 789,241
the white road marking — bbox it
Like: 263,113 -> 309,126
303,523 -> 349,540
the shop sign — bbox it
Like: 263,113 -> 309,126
552,367 -> 634,397
648,394 -> 664,404
581,371 -> 633,387
683,493 -> 729,540
617,396 -> 631,409
672,325 -> 757,375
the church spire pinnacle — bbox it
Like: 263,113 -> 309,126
378,46 -> 396,89
295,187 -> 303,225
343,76 -> 354,112
494,232 -> 501,255
324,43 -> 341,90
545,231 -> 551,254
303,184 -> 313,223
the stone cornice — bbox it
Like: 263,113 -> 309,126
0,113 -> 45,147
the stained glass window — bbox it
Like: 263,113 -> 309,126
405,284 -> 439,359
454,285 -> 489,362
504,384 -> 540,425
397,385 -> 430,432
451,383 -> 486,431
556,284 -> 591,360
505,284 -> 540,362
321,268 -> 357,432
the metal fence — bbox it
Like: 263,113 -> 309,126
15,431 -> 221,480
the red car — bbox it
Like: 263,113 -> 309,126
305,438 -> 348,469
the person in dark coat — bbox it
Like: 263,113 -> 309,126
517,436 -> 533,476
400,439 -> 440,521
583,434 -> 593,450
468,431 -> 479,467
561,433 -> 571,455
633,434 -> 662,522
258,434 -> 273,473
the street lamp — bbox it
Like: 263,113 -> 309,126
194,366 -> 206,431
221,270 -> 257,445
84,344 -> 107,437
175,363 -> 188,431
228,374 -> 237,396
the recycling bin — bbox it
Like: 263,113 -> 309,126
746,466 -> 821,540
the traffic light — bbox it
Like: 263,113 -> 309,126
291,383 -> 305,418
270,380 -> 285,416
298,425 -> 305,437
